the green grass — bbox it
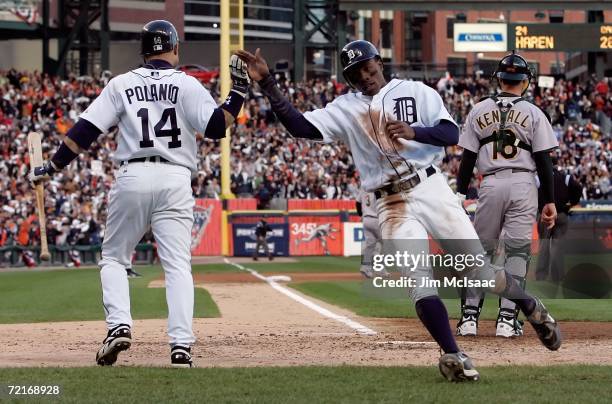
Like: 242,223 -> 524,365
0,365 -> 609,403
0,266 -> 219,324
291,281 -> 612,321
192,256 -> 361,274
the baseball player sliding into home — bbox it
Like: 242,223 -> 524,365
456,52 -> 558,339
29,20 -> 251,367
236,41 -> 561,382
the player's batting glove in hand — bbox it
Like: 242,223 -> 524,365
229,54 -> 250,97
28,160 -> 57,185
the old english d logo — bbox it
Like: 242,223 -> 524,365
347,49 -> 362,62
393,97 -> 418,124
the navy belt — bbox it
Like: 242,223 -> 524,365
483,168 -> 533,177
374,165 -> 436,199
121,156 -> 169,166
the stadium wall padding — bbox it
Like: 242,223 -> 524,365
191,199 -> 222,256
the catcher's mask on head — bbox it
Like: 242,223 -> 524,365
340,40 -> 382,88
493,50 -> 533,95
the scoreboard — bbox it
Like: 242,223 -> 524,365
509,24 -> 612,52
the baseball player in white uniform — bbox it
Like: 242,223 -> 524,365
236,41 -> 561,382
29,20 -> 251,367
455,52 -> 558,339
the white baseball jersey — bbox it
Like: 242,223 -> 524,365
459,96 -> 558,175
304,79 -> 456,192
81,67 -> 217,174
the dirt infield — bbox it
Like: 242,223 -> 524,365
1,269 -> 611,368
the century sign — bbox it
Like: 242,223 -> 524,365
453,23 -> 508,52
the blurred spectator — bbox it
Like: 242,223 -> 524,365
0,68 -> 609,249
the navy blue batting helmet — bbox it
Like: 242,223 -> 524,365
340,40 -> 381,84
141,20 -> 179,56
494,51 -> 532,82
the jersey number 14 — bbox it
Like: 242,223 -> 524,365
137,107 -> 181,149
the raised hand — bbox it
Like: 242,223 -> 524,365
229,54 -> 250,96
234,48 -> 270,82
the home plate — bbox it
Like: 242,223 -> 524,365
267,275 -> 292,282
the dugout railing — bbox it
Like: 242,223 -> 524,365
0,243 -> 156,268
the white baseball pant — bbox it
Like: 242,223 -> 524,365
99,161 -> 195,346
376,172 -> 490,302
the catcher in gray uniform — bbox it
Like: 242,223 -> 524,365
455,52 -> 558,338
356,189 -> 389,279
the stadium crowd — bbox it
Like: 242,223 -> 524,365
0,68 -> 610,251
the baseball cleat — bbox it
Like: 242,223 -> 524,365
527,298 -> 561,350
360,266 -> 391,279
359,266 -> 374,279
171,346 -> 194,368
126,268 -> 142,278
96,324 -> 132,366
456,305 -> 479,336
374,268 -> 391,279
496,308 -> 523,338
438,352 -> 480,382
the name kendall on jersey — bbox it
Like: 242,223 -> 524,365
475,109 -> 529,130
125,84 -> 179,104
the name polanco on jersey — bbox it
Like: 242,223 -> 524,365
124,83 -> 179,105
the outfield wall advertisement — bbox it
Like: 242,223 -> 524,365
289,214 -> 343,256
343,222 -> 364,257
232,223 -> 289,257
194,201 -> 611,257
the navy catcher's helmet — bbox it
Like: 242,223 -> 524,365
141,20 -> 179,56
340,40 -> 381,84
494,51 -> 532,82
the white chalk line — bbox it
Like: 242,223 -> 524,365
223,258 -> 377,336
375,341 -> 437,346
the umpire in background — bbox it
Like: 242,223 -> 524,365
253,219 -> 273,261
536,162 -> 583,282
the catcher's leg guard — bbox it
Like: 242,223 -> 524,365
498,244 -> 530,337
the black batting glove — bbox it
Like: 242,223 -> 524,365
28,160 -> 57,184
229,54 -> 250,97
